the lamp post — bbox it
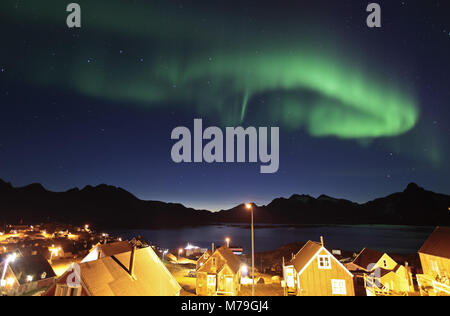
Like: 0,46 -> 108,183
245,203 -> 255,296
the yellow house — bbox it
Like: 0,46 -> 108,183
347,248 -> 414,296
196,246 -> 241,296
416,227 -> 450,296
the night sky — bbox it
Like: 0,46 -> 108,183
1,0 -> 449,210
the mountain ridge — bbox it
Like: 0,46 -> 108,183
0,179 -> 448,229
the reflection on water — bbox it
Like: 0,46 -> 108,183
113,225 -> 434,254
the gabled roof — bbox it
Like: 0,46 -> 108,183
198,246 -> 241,274
98,241 -> 132,257
352,248 -> 384,270
288,241 -> 322,272
216,247 -> 241,273
49,247 -> 181,296
82,241 -> 132,263
419,226 -> 450,260
287,240 -> 353,277
197,250 -> 212,263
83,247 -> 181,296
9,254 -> 56,285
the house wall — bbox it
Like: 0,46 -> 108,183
373,254 -> 398,271
217,264 -> 240,296
196,251 -> 240,296
298,249 -> 354,296
419,253 -> 450,278
196,271 -> 208,296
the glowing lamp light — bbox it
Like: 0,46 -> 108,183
241,265 -> 248,275
245,203 -> 252,210
26,275 -> 33,282
49,246 -> 61,257
7,253 -> 17,263
6,278 -> 14,286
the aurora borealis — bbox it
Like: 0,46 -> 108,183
0,0 -> 449,210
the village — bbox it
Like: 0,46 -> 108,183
0,222 -> 449,297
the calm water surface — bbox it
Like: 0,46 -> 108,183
113,225 -> 434,254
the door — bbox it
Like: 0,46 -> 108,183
285,267 -> 295,289
207,275 -> 217,294
225,277 -> 234,294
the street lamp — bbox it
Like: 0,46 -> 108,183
225,237 -> 230,248
1,253 -> 16,295
178,248 -> 183,261
245,203 -> 255,296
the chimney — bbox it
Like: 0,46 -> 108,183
129,245 -> 136,279
320,236 -> 324,247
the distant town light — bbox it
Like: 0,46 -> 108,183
185,243 -> 199,250
26,275 -> 33,282
225,237 -> 231,247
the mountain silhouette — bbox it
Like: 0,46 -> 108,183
0,179 -> 448,229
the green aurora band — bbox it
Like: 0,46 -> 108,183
1,0 -> 419,140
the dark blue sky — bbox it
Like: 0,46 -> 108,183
0,0 -> 449,210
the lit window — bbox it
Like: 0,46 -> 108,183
331,279 -> 347,295
207,275 -> 216,287
318,255 -> 331,269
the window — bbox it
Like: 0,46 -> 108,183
331,279 -> 347,295
207,275 -> 216,287
56,285 -> 82,296
318,255 -> 331,269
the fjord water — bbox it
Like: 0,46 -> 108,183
114,225 -> 434,254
